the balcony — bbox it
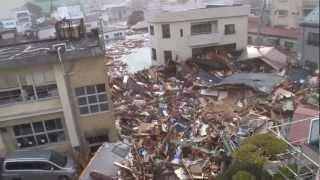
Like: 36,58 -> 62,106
188,33 -> 222,47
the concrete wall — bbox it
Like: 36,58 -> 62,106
299,26 -> 319,66
38,27 -> 56,40
270,0 -> 303,28
68,57 -> 118,144
150,14 -> 248,65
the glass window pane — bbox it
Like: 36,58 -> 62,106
36,134 -> 48,145
90,105 -> 99,113
96,84 -> 106,93
48,131 -> 65,143
13,124 -> 32,136
16,136 -> 36,148
86,86 -> 96,94
98,94 -> 107,102
45,119 -> 62,131
78,97 -> 87,105
32,122 -> 44,133
88,95 -> 97,103
80,106 -> 89,115
75,87 -> 85,96
100,103 -> 109,111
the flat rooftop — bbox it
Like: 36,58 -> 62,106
0,33 -> 104,70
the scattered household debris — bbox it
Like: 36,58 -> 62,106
83,40 -> 319,179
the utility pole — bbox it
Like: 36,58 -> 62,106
256,0 -> 266,46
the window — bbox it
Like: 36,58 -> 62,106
164,51 -> 173,64
75,84 -> 109,115
307,32 -> 319,46
284,41 -> 294,49
224,24 -> 235,35
278,10 -> 288,16
180,29 -> 183,37
191,22 -> 212,35
248,36 -> 253,44
152,48 -> 157,61
162,24 -> 170,38
0,89 -> 22,105
86,130 -> 109,154
5,162 -> 55,171
150,25 -> 154,35
13,119 -> 65,148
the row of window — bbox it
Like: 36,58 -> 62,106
307,32 -> 319,46
13,119 -> 65,148
149,23 -> 235,38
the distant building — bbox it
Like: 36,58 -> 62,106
103,25 -> 127,43
148,4 -> 250,65
15,9 -> 32,33
299,6 -> 319,67
53,5 -> 84,21
0,19 -> 17,29
248,16 -> 298,52
101,3 -> 129,24
0,20 -> 118,159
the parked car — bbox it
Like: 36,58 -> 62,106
1,150 -> 77,180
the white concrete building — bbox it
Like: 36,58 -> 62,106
15,9 -> 32,33
148,4 -> 250,65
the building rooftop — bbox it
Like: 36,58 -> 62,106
0,33 -> 103,70
248,17 -> 298,39
149,4 -> 249,23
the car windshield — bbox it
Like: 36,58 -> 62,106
111,143 -> 130,158
49,151 -> 67,167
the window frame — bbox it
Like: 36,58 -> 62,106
152,48 -> 157,61
191,22 -> 212,35
75,84 -> 109,116
161,24 -> 171,39
224,24 -> 236,35
13,119 -> 65,149
150,25 -> 154,35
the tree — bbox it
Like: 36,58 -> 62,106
233,134 -> 288,166
25,2 -> 43,18
232,171 -> 256,180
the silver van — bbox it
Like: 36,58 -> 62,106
1,150 -> 77,180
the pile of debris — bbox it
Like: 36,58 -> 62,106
101,41 -> 319,179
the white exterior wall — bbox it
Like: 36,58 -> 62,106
104,30 -> 126,41
248,33 -> 297,52
149,5 -> 249,65
299,26 -> 319,66
270,0 -> 303,28
38,27 -> 56,40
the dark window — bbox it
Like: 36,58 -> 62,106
191,22 -> 212,35
162,24 -> 170,38
180,29 -> 183,37
5,162 -> 53,170
224,24 -> 235,35
278,10 -> 288,16
284,41 -> 294,49
150,25 -> 154,35
248,36 -> 253,44
13,119 -> 65,148
152,48 -> 157,61
75,84 -> 108,115
35,84 -> 58,99
75,87 -> 85,96
0,89 -> 22,105
164,51 -> 173,64
307,32 -> 319,46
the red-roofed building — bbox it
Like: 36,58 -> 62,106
248,16 -> 299,53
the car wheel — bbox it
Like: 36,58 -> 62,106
58,175 -> 70,180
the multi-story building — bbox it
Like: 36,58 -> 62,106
269,0 -> 319,28
15,9 -> 32,33
148,4 -> 249,65
299,6 -> 319,67
0,20 -> 118,159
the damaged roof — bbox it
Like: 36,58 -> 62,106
238,46 -> 288,71
216,73 -> 284,94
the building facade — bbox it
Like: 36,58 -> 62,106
0,31 -> 118,158
148,4 -> 250,66
15,9 -> 32,33
299,6 -> 319,67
